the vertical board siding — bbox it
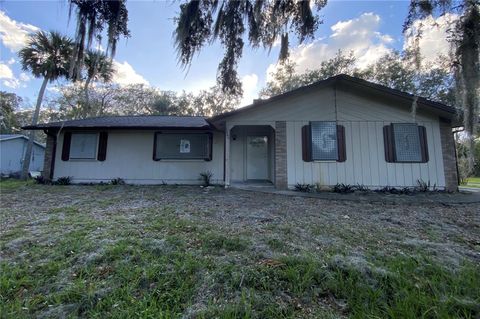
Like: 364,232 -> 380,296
286,119 -> 446,188
54,130 -> 225,184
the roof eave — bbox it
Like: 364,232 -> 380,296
22,125 -> 214,130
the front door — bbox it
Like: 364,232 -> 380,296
246,136 -> 268,180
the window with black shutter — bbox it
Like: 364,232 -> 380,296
302,122 -> 346,162
61,132 -> 107,161
383,123 -> 428,163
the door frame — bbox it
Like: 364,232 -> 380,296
246,135 -> 269,181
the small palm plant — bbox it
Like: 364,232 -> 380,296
82,50 -> 115,117
18,31 -> 73,179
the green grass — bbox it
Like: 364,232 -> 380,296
464,177 -> 480,188
0,178 -> 35,191
1,184 -> 479,318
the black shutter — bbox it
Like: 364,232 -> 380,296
418,126 -> 429,163
152,133 -> 159,161
302,125 -> 312,162
97,132 -> 108,161
383,125 -> 395,163
61,132 -> 72,161
336,125 -> 346,162
205,132 -> 213,161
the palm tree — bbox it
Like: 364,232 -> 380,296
18,31 -> 73,179
82,50 -> 115,117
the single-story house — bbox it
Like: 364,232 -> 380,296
0,134 -> 46,175
23,74 -> 460,191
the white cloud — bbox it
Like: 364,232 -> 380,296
267,12 -> 395,80
403,13 -> 456,67
0,63 -> 14,79
1,62 -> 33,89
0,62 -> 20,88
7,58 -> 15,65
19,72 -> 31,82
2,78 -> 20,89
0,10 -> 39,52
240,73 -> 259,107
112,60 -> 149,86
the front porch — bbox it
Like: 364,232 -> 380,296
221,121 -> 288,190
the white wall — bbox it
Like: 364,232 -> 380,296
225,85 -> 447,189
53,130 -> 224,184
0,138 -> 45,174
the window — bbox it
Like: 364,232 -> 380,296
310,121 -> 338,160
62,132 -> 108,162
153,132 -> 212,161
383,123 -> 428,163
70,133 -> 98,159
302,122 -> 346,162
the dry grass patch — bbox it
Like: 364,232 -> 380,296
1,180 -> 479,318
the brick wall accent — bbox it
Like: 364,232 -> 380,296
42,134 -> 55,181
439,118 -> 458,192
275,121 -> 288,189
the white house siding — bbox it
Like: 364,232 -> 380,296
0,138 -> 45,174
53,130 -> 224,184
225,85 -> 446,189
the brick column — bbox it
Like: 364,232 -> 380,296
275,121 -> 288,189
42,134 -> 55,181
439,118 -> 458,192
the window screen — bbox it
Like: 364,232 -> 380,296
154,133 -> 211,160
70,133 -> 97,159
310,121 -> 338,160
392,123 -> 422,162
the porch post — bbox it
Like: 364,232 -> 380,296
225,125 -> 231,187
275,121 -> 288,189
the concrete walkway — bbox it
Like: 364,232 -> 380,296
232,184 -> 480,205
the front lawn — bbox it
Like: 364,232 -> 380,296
1,182 -> 479,318
465,177 -> 480,188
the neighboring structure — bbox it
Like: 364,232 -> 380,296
23,75 -> 460,191
0,134 -> 46,175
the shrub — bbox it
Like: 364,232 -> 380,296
354,184 -> 369,192
416,179 -> 430,192
110,178 -> 126,185
294,183 -> 315,192
54,176 -> 71,185
333,183 -> 354,194
199,171 -> 213,187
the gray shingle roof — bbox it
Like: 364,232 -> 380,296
23,116 -> 212,130
0,134 -> 24,140
0,134 -> 46,147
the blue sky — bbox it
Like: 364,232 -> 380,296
0,1 -> 450,107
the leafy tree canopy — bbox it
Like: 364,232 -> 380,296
48,83 -> 239,120
260,50 -> 455,106
0,91 -> 23,134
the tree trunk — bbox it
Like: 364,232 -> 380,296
20,77 -> 49,180
84,77 -> 92,118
